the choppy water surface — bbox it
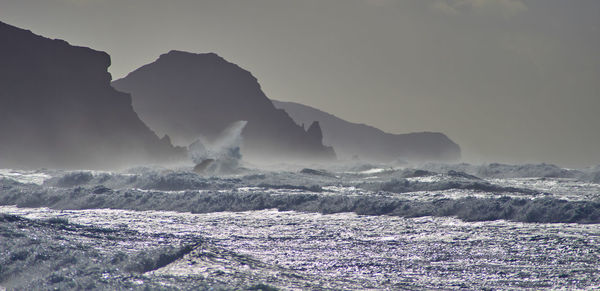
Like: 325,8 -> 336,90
2,206 -> 599,289
1,162 -> 600,289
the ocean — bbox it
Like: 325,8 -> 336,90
1,163 -> 599,289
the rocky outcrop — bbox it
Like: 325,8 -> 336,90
0,21 -> 185,169
273,100 -> 461,163
306,121 -> 324,144
112,50 -> 335,163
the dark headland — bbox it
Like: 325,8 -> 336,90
0,19 -> 460,169
112,50 -> 336,164
273,100 -> 461,163
0,21 -> 185,169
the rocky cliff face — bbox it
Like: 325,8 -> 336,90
306,121 -> 324,144
112,50 -> 335,163
273,100 -> 461,163
0,21 -> 184,169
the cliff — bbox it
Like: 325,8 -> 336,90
272,100 -> 461,163
112,50 -> 335,163
0,21 -> 185,169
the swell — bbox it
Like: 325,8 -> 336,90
2,180 -> 599,224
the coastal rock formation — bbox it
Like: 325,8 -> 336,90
273,100 -> 461,163
0,21 -> 185,169
112,51 -> 335,163
306,121 -> 324,144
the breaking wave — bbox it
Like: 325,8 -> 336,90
424,162 -> 600,182
188,120 -> 247,174
2,161 -> 600,225
1,178 -> 599,224
361,177 -> 538,195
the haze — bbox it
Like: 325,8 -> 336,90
1,0 -> 598,167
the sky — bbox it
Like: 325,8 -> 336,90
1,0 -> 599,167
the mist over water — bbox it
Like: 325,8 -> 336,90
188,120 -> 247,174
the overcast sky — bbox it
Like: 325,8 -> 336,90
1,0 -> 599,167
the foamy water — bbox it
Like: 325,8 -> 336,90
1,163 -> 600,289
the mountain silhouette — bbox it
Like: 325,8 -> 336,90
0,21 -> 185,169
272,100 -> 461,163
112,50 -> 335,163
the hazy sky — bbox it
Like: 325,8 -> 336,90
2,0 -> 599,167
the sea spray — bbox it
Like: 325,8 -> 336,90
188,121 -> 248,174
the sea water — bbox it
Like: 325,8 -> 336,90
1,163 -> 599,289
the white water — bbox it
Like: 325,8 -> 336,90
1,162 -> 600,289
1,206 -> 599,289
